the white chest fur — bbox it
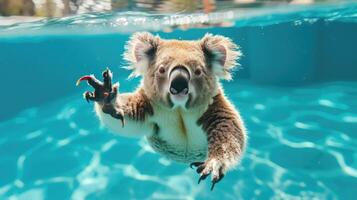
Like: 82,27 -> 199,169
96,102 -> 209,163
147,104 -> 208,163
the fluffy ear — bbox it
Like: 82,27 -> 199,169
201,33 -> 241,80
124,32 -> 160,78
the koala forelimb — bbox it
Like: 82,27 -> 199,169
78,32 -> 247,190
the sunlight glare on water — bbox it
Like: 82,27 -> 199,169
0,81 -> 356,199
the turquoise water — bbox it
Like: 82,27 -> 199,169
1,81 -> 356,199
1,1 -> 357,199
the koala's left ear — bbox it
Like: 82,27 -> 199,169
201,34 -> 241,80
124,32 -> 160,78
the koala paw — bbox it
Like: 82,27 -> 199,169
77,68 -> 125,127
190,158 -> 226,191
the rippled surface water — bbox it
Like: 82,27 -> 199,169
0,2 -> 356,36
0,81 -> 356,199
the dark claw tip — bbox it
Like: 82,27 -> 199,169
210,174 -> 224,191
83,91 -> 93,103
210,183 -> 216,191
190,162 -> 204,169
103,68 -> 111,77
190,163 -> 195,169
121,118 -> 125,128
198,173 -> 208,184
196,165 -> 205,174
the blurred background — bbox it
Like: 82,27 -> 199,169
0,0 -> 331,18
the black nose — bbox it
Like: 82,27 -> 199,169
170,76 -> 189,95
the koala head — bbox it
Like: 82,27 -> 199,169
124,32 -> 241,110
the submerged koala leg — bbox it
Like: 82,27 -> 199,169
191,93 -> 246,191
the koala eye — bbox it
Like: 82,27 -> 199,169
194,68 -> 202,76
159,66 -> 166,74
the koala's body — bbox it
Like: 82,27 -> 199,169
78,32 -> 247,190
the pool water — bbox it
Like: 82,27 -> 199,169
1,81 -> 356,199
0,1 -> 357,200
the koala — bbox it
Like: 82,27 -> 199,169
77,32 -> 247,190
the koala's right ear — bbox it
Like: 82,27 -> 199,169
201,34 -> 241,81
124,32 -> 160,78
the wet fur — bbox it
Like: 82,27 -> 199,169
95,32 -> 246,179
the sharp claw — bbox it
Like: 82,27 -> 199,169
210,182 -> 216,191
211,179 -> 222,191
190,162 -> 204,169
103,68 -> 111,76
196,165 -> 205,174
83,91 -> 95,103
116,109 -> 125,128
103,68 -> 113,90
117,109 -> 125,127
198,173 -> 209,184
120,118 -> 125,128
210,173 -> 225,191
76,75 -> 102,89
76,75 -> 92,86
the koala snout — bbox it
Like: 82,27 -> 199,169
169,66 -> 190,95
170,76 -> 189,95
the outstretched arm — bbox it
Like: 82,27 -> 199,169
192,93 -> 246,190
77,69 -> 154,137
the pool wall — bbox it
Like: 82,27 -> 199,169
0,20 -> 356,120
